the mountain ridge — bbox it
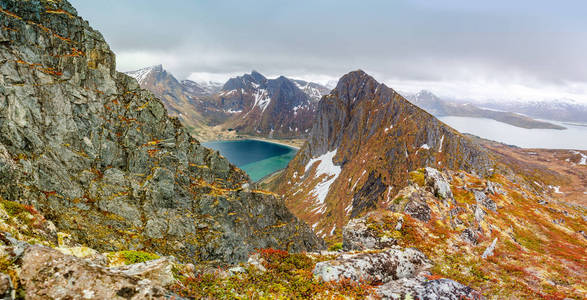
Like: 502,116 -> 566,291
0,0 -> 323,265
274,70 -> 494,238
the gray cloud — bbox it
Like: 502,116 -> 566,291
70,0 -> 587,102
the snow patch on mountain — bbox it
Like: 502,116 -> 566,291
305,150 -> 342,205
253,89 -> 271,112
571,151 -> 586,165
125,66 -> 155,85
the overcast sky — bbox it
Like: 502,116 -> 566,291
69,0 -> 587,103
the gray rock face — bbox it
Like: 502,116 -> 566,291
481,238 -> 498,259
342,213 -> 398,251
0,0 -> 323,264
425,167 -> 454,201
0,273 -> 11,300
313,248 -> 432,284
377,277 -> 484,300
475,191 -> 497,212
110,257 -> 177,287
20,246 -> 184,300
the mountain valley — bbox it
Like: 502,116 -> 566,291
0,0 -> 585,299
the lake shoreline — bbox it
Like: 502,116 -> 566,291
203,139 -> 299,181
203,136 -> 303,150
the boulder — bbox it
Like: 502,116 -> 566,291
313,248 -> 431,284
342,213 -> 399,251
111,257 -> 177,287
376,276 -> 484,300
19,246 -> 184,300
475,191 -> 497,212
481,238 -> 498,259
425,167 -> 454,201
0,273 -> 12,300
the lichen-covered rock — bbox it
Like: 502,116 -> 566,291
342,212 -> 399,251
475,191 -> 497,212
20,246 -> 184,300
481,238 -> 497,259
485,181 -> 504,195
0,0 -> 323,264
376,276 -> 484,300
390,185 -> 433,222
425,167 -> 454,201
313,248 -> 431,284
460,228 -> 479,245
111,257 -> 176,287
0,273 -> 11,300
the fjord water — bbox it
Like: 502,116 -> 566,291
203,140 -> 297,181
439,116 -> 587,149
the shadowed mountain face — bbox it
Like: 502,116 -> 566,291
125,67 -> 331,139
406,90 -> 566,130
274,71 -> 494,238
216,71 -> 321,138
0,0 -> 323,264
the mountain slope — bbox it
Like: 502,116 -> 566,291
407,90 -> 566,130
0,0 -> 323,265
290,79 -> 331,102
217,71 -> 318,138
126,65 -> 230,139
268,71 -> 587,298
274,70 -> 493,238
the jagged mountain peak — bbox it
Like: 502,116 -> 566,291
250,70 -> 267,82
125,64 -> 167,85
332,70 -> 387,106
276,71 -> 493,238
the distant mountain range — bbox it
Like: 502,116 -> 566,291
215,71 -> 329,138
126,66 -> 331,139
480,99 -> 587,124
125,65 -> 228,137
405,90 -> 566,130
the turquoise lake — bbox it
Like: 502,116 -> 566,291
202,140 -> 298,182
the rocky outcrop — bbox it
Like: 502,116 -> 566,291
313,247 -> 431,284
316,209 -> 484,299
20,246 -> 183,300
0,0 -> 323,264
342,212 -> 401,251
275,70 -> 494,239
377,277 -> 483,300
425,167 -> 454,201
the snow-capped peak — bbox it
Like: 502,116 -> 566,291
125,65 -> 162,85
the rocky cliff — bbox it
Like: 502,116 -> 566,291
275,70 -> 494,239
0,0 -> 323,265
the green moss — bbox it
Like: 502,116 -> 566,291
392,195 -> 404,205
1,200 -> 28,217
120,250 -> 160,264
328,243 -> 343,251
409,170 -> 425,187
514,233 -> 543,253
